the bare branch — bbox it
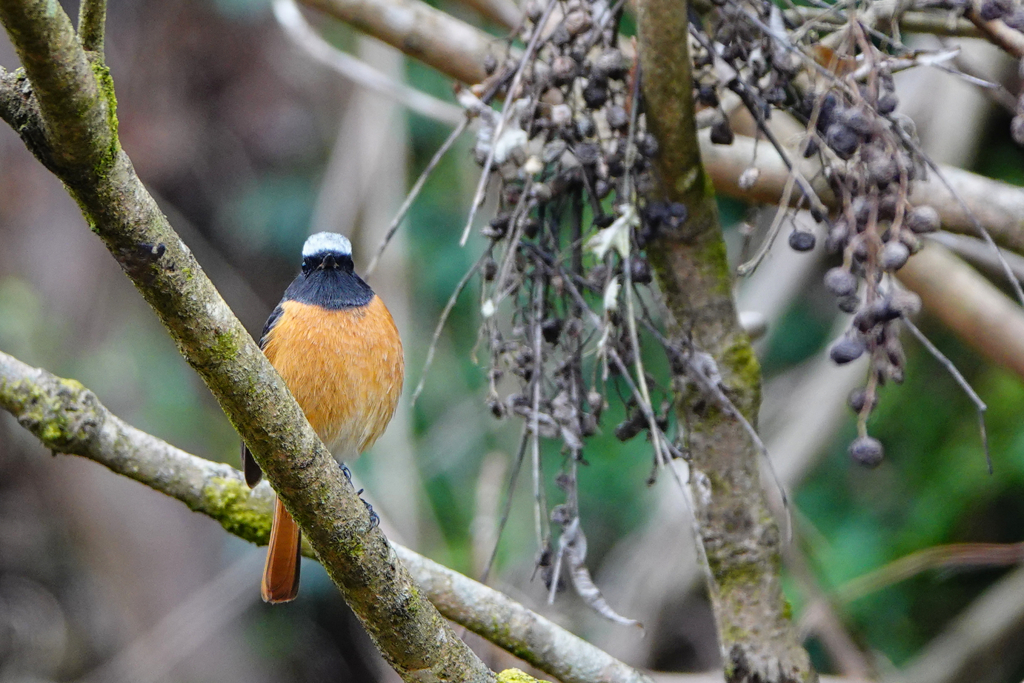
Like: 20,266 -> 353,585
300,0 -> 501,85
0,349 -> 656,683
274,0 -> 464,125
896,243 -> 1024,381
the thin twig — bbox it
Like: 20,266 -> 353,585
901,314 -> 990,473
410,251 -> 489,406
480,426 -> 531,583
367,117 -> 470,274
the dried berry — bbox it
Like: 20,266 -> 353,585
482,257 -> 498,281
630,257 -> 653,284
980,0 -> 1012,20
697,84 -> 719,107
788,230 -> 816,252
877,92 -> 898,115
484,54 -> 498,75
542,318 -> 564,344
594,49 -> 628,80
583,80 -> 608,109
830,336 -> 866,364
906,205 -> 940,234
710,119 -> 734,145
574,142 -> 600,165
849,436 -> 884,468
848,388 -> 878,413
825,123 -> 859,160
824,267 -> 858,297
879,241 -> 910,271
606,105 -> 630,132
637,134 -> 659,158
837,294 -> 860,313
551,56 -> 578,86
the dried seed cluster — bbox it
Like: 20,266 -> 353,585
464,0 -> 684,619
683,0 -> 958,467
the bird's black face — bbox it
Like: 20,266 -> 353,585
301,251 -> 355,276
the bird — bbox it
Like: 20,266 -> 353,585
241,232 -> 404,603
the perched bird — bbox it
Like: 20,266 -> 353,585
242,232 -> 404,603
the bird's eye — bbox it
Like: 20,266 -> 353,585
301,258 -> 314,274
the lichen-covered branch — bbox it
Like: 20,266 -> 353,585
77,0 -> 107,55
0,1 -> 490,680
0,349 -> 655,683
636,0 -> 814,680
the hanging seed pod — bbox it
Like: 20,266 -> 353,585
837,294 -> 860,313
482,256 -> 498,281
980,0 -> 1012,20
877,91 -> 898,115
574,142 -> 600,165
824,267 -> 858,297
788,230 -> 816,252
906,205 -> 940,234
849,436 -> 884,468
583,80 -> 609,109
563,10 -> 591,35
551,55 -> 578,86
848,388 -> 878,413
710,118 -> 735,145
637,134 -> 659,158
879,241 -> 910,271
542,318 -> 564,344
697,84 -> 720,107
630,257 -> 653,284
606,105 -> 630,132
840,107 -> 874,136
825,123 -> 859,160
483,214 -> 510,239
867,154 -> 899,188
550,23 -> 572,47
830,336 -> 866,364
576,115 -> 596,139
594,49 -> 628,80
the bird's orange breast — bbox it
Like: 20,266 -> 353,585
262,296 -> 404,459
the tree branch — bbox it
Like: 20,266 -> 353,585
300,0 -> 500,85
636,0 -> 813,680
0,1 -> 490,680
0,349 -> 656,683
702,132 -> 1024,257
77,0 -> 107,55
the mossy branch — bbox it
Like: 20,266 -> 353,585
0,349 -> 656,683
0,1 -> 490,680
78,0 -> 107,55
635,0 -> 815,680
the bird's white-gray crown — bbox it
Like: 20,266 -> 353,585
303,232 -> 352,258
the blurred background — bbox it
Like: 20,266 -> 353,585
2,1 -> 1024,682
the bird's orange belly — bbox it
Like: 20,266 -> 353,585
262,297 -> 404,459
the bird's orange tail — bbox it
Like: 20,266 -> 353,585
262,497 -> 301,603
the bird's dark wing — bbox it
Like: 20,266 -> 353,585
241,303 -> 286,488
